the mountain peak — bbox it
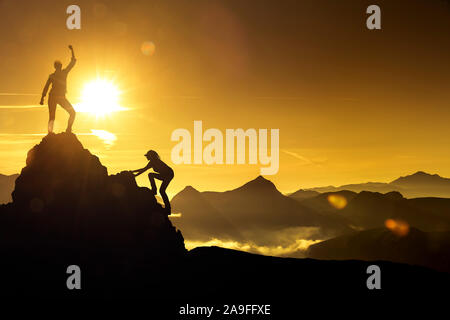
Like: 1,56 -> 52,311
236,175 -> 279,192
179,185 -> 200,195
254,175 -> 270,183
288,189 -> 320,201
390,171 -> 449,186
412,171 -> 436,177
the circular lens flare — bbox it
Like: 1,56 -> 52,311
327,194 -> 348,210
141,41 -> 156,56
385,218 -> 410,237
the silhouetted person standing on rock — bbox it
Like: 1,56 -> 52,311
40,45 -> 77,133
131,150 -> 174,214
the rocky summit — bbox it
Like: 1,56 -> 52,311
0,133 -> 185,297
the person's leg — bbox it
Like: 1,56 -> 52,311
47,96 -> 57,133
159,176 -> 173,214
148,172 -> 159,195
59,97 -> 76,132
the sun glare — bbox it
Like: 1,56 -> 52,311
76,79 -> 125,116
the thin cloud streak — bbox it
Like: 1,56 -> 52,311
0,139 -> 37,145
0,133 -> 46,136
0,93 -> 40,96
254,96 -> 305,100
0,105 -> 43,109
282,149 -> 327,166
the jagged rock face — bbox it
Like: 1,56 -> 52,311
13,133 -> 108,208
0,133 -> 185,296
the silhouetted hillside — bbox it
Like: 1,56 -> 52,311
300,190 -> 357,213
307,228 -> 450,273
408,197 -> 450,221
338,191 -> 450,231
184,246 -> 450,303
0,173 -> 18,204
0,133 -> 185,297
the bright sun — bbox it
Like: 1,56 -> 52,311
76,79 -> 124,116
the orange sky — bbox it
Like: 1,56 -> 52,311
1,0 -> 450,197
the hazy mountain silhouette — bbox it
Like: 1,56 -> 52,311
391,171 -> 450,186
307,227 -> 450,273
171,176 -> 351,244
0,173 -> 18,204
302,171 -> 450,198
303,182 -> 403,195
0,133 -> 185,297
288,189 -> 320,201
390,171 -> 450,197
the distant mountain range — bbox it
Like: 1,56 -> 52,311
171,172 -> 450,263
0,174 -> 18,204
301,171 -> 450,198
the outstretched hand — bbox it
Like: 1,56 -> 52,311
129,170 -> 137,177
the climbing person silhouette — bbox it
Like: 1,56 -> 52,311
131,150 -> 174,214
40,45 -> 77,133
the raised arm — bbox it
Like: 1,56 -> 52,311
64,45 -> 76,72
40,76 -> 52,105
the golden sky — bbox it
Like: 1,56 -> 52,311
1,0 -> 450,197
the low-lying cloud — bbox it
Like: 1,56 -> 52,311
181,226 -> 325,258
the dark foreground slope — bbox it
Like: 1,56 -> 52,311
165,246 -> 450,315
0,133 -> 185,297
0,133 -> 448,306
184,246 -> 450,297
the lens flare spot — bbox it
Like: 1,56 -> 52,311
141,41 -> 156,56
385,219 -> 410,237
327,194 -> 348,210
